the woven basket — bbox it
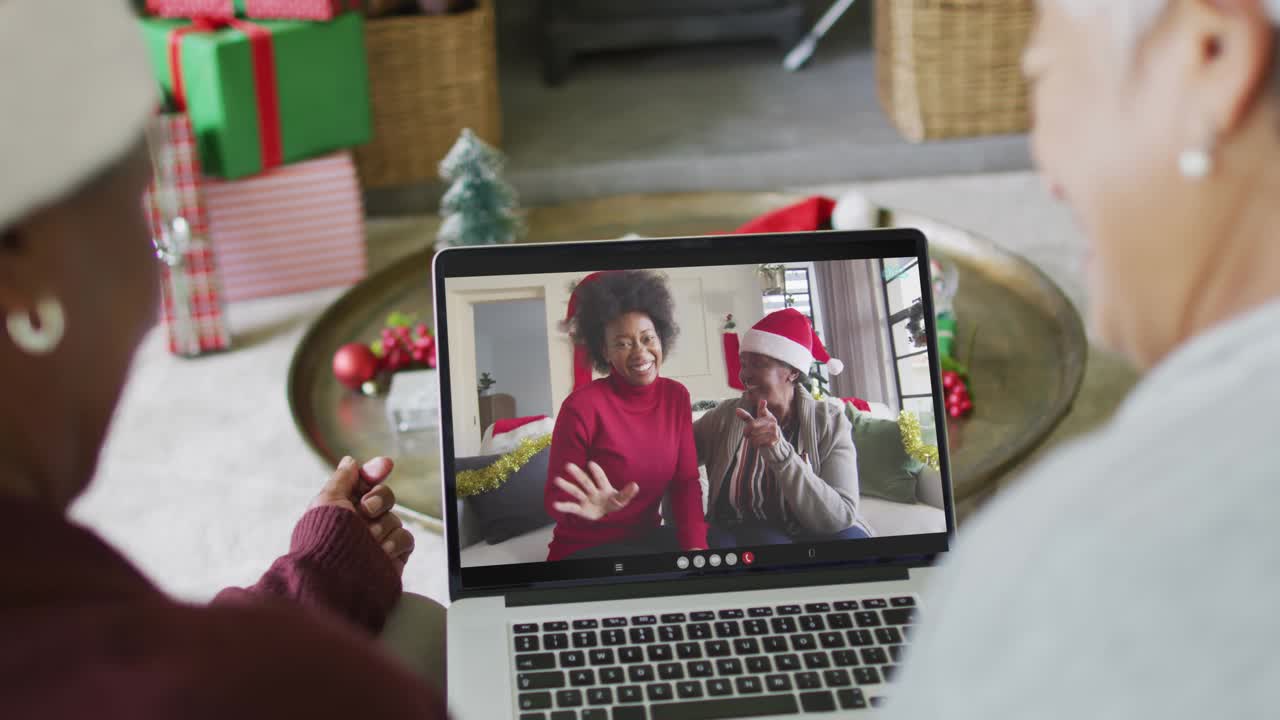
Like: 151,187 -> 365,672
874,0 -> 1034,142
354,0 -> 502,189
366,0 -> 413,15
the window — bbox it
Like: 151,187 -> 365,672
880,258 -> 933,415
761,264 -> 821,328
762,263 -> 828,387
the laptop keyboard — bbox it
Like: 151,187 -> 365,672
510,595 -> 917,718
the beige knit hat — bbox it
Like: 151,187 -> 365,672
0,0 -> 157,231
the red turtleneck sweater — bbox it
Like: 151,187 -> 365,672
0,497 -> 447,718
544,373 -> 708,561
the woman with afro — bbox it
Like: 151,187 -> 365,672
543,270 -> 708,561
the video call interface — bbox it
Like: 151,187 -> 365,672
447,257 -> 946,579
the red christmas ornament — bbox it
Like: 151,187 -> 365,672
332,343 -> 380,391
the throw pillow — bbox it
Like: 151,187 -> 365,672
848,408 -> 925,504
456,446 -> 554,544
481,416 -> 556,454
492,414 -> 549,436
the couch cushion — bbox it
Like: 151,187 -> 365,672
461,524 -> 555,567
481,417 -> 557,455
457,446 -> 554,545
859,496 -> 946,537
849,409 -> 924,504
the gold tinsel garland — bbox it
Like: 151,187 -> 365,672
898,411 -> 941,472
456,433 -> 554,498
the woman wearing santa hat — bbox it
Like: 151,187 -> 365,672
694,308 -> 872,547
0,1 -> 443,715
544,269 -> 708,560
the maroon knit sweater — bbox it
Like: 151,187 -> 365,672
0,497 -> 447,718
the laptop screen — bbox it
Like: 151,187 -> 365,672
435,230 -> 954,596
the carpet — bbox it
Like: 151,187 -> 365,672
364,0 -> 1031,212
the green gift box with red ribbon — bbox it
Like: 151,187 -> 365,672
140,13 -> 372,180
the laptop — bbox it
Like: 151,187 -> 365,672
438,229 -> 956,719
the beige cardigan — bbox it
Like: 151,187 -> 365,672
692,385 -> 871,536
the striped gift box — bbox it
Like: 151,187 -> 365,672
239,0 -> 364,19
143,114 -> 232,356
146,0 -> 365,20
203,152 -> 367,302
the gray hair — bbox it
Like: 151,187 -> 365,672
1044,0 -> 1280,94
1047,0 -> 1280,52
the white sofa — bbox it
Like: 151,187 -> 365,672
456,402 -> 948,567
457,466 -> 946,568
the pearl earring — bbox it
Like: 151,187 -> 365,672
1179,127 -> 1217,180
1179,147 -> 1213,179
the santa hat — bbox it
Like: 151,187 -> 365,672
741,308 -> 844,376
0,1 -> 157,231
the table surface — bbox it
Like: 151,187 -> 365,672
290,191 -> 1091,525
71,172 -> 1140,608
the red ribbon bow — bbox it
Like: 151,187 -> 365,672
168,16 -> 284,172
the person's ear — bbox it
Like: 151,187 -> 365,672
1184,0 -> 1275,138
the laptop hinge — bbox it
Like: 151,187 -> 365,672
504,565 -> 911,608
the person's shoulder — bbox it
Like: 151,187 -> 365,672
701,394 -> 744,418
694,395 -> 743,433
10,598 -> 445,718
812,395 -> 847,420
560,380 -> 610,412
161,600 -> 446,716
809,395 -> 850,428
656,377 -> 692,403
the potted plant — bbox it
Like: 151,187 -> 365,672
757,263 -> 787,295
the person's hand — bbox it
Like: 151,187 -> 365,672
736,400 -> 782,449
551,461 -> 640,521
310,456 -> 415,575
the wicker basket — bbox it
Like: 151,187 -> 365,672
366,0 -> 414,15
354,0 -> 502,189
874,0 -> 1034,142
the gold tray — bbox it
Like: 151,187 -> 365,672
288,192 -> 1086,524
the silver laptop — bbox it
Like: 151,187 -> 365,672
438,229 -> 956,719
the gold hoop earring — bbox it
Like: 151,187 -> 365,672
6,297 -> 66,356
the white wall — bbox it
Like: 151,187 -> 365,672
443,265 -> 767,455
473,299 -> 554,421
661,265 -> 764,403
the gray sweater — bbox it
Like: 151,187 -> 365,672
885,296 -> 1280,719
692,385 -> 870,536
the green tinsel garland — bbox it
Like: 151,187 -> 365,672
898,411 -> 941,472
456,434 -> 553,498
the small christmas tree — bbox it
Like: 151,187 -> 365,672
805,362 -> 831,400
437,129 -> 524,250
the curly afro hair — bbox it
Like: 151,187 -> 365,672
568,270 -> 679,373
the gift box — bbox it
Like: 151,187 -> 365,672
143,115 -> 233,356
203,152 -> 367,301
145,0 -> 408,21
139,13 -> 372,179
